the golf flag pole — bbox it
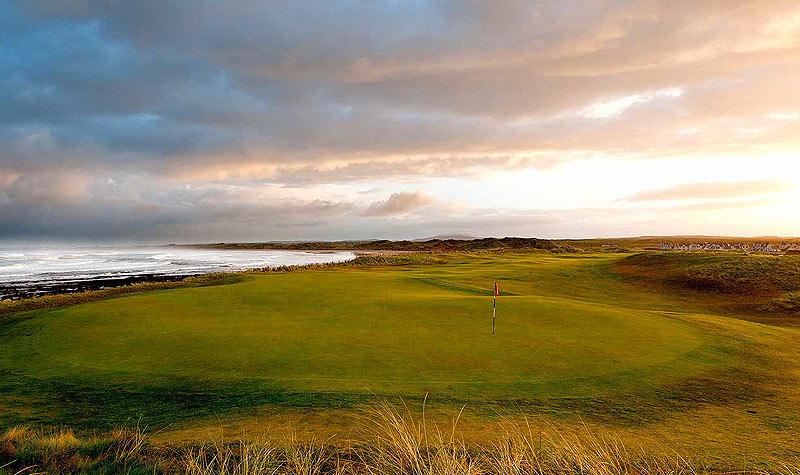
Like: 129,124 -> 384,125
492,281 -> 498,334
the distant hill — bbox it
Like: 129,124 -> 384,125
182,235 -> 800,254
187,237 -> 577,252
411,234 -> 478,242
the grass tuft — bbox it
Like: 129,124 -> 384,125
183,439 -> 281,475
2,401 -> 800,473
0,425 -> 148,474
356,399 -> 480,475
182,435 -> 337,475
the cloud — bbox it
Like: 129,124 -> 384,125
3,1 -> 800,240
767,112 -> 800,121
173,153 -> 564,186
578,88 -> 684,119
0,167 -> 360,241
659,197 -> 779,212
6,0 -> 800,167
362,191 -> 435,217
624,180 -> 794,202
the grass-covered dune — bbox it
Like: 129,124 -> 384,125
2,252 -> 800,471
616,252 -> 800,322
188,236 -> 576,252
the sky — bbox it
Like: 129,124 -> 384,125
2,0 -> 800,243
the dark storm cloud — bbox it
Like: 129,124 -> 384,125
7,0 -> 799,167
0,175 -> 358,241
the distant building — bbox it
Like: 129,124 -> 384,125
658,241 -> 800,254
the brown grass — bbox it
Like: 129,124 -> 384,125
0,424 -> 148,473
3,402 -> 799,474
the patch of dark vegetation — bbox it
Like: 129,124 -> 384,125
0,369 -> 372,432
759,291 -> 800,315
655,366 -> 769,410
479,363 -> 774,428
0,273 -> 200,301
0,274 -> 248,319
345,253 -> 448,267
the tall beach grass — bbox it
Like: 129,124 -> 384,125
2,401 -> 797,474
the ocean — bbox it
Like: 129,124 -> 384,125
0,245 -> 355,299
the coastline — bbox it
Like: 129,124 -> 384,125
0,272 -> 203,300
0,252 -> 439,317
0,248 -> 357,301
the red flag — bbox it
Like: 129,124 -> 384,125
494,281 -> 499,298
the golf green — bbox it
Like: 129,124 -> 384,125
0,253 -> 734,426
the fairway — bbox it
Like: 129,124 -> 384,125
0,253 -> 752,431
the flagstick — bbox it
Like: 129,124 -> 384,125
492,295 -> 496,335
492,281 -> 498,335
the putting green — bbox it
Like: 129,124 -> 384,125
0,253 -> 725,414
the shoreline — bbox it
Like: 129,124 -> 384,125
0,253 -> 439,316
0,248 -> 357,301
0,250 -> 413,301
0,273 -> 203,301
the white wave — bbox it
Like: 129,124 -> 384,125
0,246 -> 355,285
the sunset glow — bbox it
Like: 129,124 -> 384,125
2,1 -> 800,241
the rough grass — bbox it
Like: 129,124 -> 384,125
0,425 -> 148,474
614,252 -> 800,324
615,252 -> 800,296
760,291 -> 800,315
2,402 -> 798,474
